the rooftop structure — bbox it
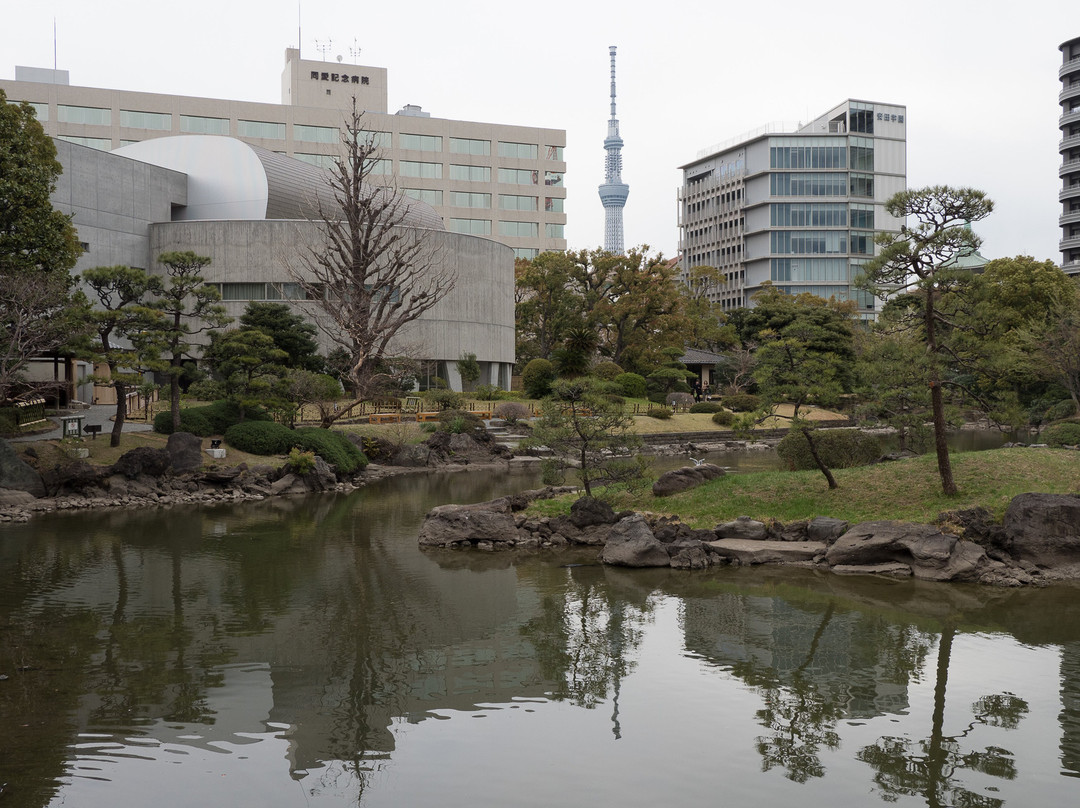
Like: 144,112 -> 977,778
597,46 -> 629,255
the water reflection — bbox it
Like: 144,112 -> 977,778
1,472 -> 1078,807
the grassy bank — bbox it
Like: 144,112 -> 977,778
528,448 -> 1080,527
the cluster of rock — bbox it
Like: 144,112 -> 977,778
0,432 -> 358,522
418,486 -> 1080,587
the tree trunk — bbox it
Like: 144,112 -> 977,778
801,426 -> 838,490
924,289 -> 957,495
111,379 -> 126,447
170,358 -> 182,433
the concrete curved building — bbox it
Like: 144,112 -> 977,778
52,135 -> 515,394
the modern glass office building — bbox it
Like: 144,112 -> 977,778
677,100 -> 906,316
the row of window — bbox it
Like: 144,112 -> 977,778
399,163 -> 564,186
769,203 -> 875,229
402,191 -> 563,212
447,220 -> 564,238
770,172 -> 874,198
771,230 -> 876,256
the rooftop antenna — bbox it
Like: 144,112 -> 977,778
297,1 -> 302,56
53,17 -> 57,71
315,38 -> 332,61
350,39 -> 361,64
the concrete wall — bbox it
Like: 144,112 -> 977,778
148,220 -> 516,378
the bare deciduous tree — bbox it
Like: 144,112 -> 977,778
289,100 -> 455,422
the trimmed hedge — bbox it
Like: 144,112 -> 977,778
592,361 -> 624,381
293,428 -> 367,473
776,428 -> 882,471
722,393 -> 761,413
711,409 -> 735,426
153,408 -> 215,437
690,402 -> 723,414
522,358 -> 556,399
1046,399 -> 1079,421
1043,422 -> 1080,447
224,421 -> 296,454
154,400 -> 270,436
615,372 -> 647,399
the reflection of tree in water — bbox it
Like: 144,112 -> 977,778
520,568 -> 652,737
857,627 -> 1030,808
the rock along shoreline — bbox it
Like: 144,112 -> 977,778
418,484 -> 1080,588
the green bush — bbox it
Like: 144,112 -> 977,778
776,428 -> 882,471
592,361 -> 623,381
711,409 -> 735,426
1042,422 -> 1080,447
690,402 -> 723,414
224,420 -> 296,454
426,389 -> 465,411
186,379 -> 226,402
615,372 -> 648,399
474,384 -> 504,401
153,407 -> 215,437
522,358 -> 556,399
1046,399 -> 1079,421
722,393 -> 761,412
287,448 -> 317,475
438,409 -> 484,434
293,427 -> 367,473
646,407 -> 673,420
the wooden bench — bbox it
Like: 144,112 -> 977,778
368,413 -> 401,424
417,411 -> 442,422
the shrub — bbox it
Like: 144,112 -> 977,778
186,379 -> 226,402
666,392 -> 695,412
293,427 -> 367,473
592,361 -> 623,381
287,448 -> 317,475
1042,422 -> 1080,447
474,384 -> 504,401
646,407 -> 673,420
1046,399 -> 1079,421
438,409 -> 484,434
0,408 -> 18,434
711,409 -> 735,426
776,428 -> 882,471
224,420 -> 296,454
522,358 -> 556,399
614,372 -> 647,399
153,407 -> 215,437
426,389 -> 465,411
723,393 -> 761,412
690,402 -> 723,414
493,401 -> 531,424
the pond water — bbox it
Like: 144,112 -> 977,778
2,459 -> 1078,808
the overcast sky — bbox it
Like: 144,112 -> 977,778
3,0 -> 1074,264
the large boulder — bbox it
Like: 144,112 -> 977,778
418,502 -> 518,548
167,432 -> 203,472
0,439 -> 46,497
715,516 -> 769,541
569,496 -> 618,527
1002,493 -> 1080,567
807,517 -> 849,543
112,446 -> 172,479
600,515 -> 671,567
708,539 -> 825,565
652,463 -> 725,497
825,521 -> 988,582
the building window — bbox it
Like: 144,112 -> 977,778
499,221 -> 539,238
449,218 -> 492,235
545,223 -> 564,239
57,135 -> 112,151
514,248 -> 539,260
119,139 -> 140,147
849,136 -> 874,171
771,231 -> 848,255
358,131 -> 391,150
849,231 -> 875,255
219,282 -> 269,301
238,119 -> 286,139
499,194 -> 537,211
450,164 -> 491,182
499,168 -> 538,185
367,158 -> 392,175
27,102 -> 49,122
58,104 -> 111,125
400,160 -> 443,179
770,203 -> 847,227
769,144 -> 846,169
849,102 -> 875,134
120,110 -> 171,130
450,137 -> 490,155
294,124 -> 339,144
544,172 -> 564,187
544,197 -> 564,213
849,203 -> 875,229
295,153 -> 339,169
450,191 -> 491,208
849,173 -> 874,198
405,188 -> 443,205
770,173 -> 847,196
400,133 -> 442,152
498,141 -> 538,159
546,145 -> 564,161
771,258 -> 849,282
180,114 -> 229,135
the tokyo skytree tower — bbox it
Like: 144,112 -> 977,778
598,45 -> 629,254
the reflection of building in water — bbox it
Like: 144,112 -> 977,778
1061,642 -> 1080,778
681,594 -> 917,718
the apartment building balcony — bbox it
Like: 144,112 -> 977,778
1060,56 -> 1080,79
1060,157 -> 1080,177
1060,235 -> 1080,252
1060,109 -> 1080,128
1060,185 -> 1080,202
1060,210 -> 1080,227
1061,83 -> 1080,104
1062,134 -> 1080,151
